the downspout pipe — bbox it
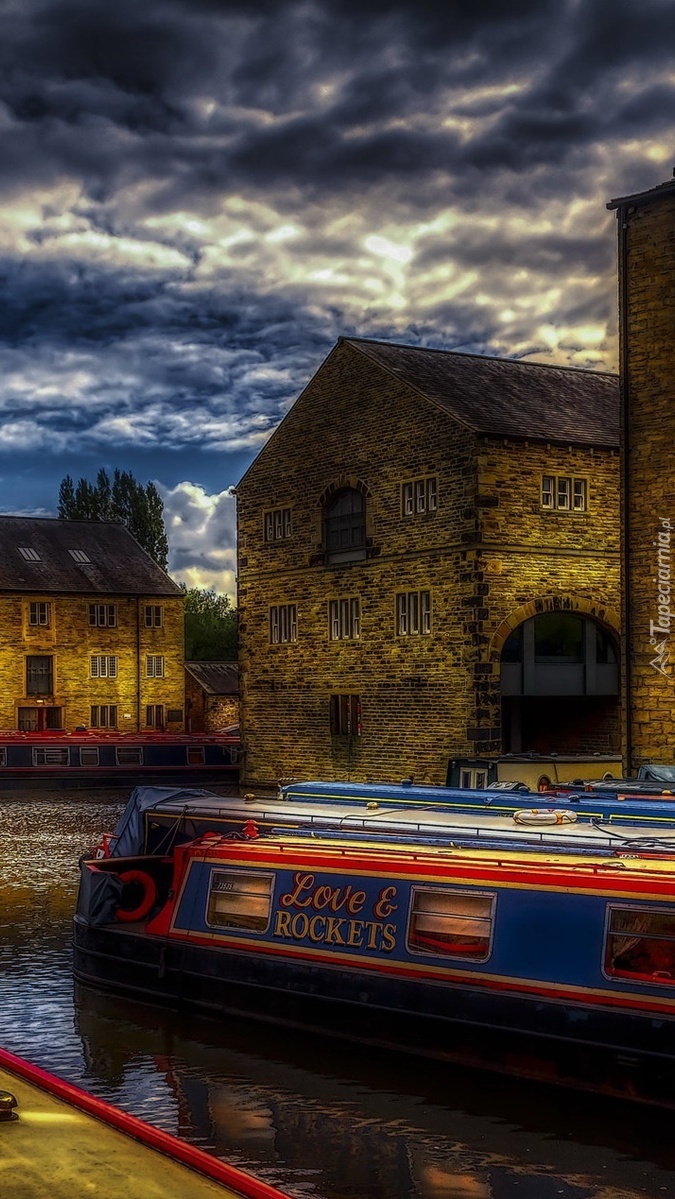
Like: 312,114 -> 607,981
616,204 -> 632,775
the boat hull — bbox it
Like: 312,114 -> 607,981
72,915 -> 675,1108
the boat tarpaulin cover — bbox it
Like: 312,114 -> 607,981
110,787 -> 221,857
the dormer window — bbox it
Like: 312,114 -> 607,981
325,488 -> 366,565
18,547 -> 40,562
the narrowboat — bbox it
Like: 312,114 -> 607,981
0,1046 -> 290,1199
0,729 -> 240,787
73,779 -> 675,1107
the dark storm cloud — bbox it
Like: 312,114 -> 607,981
0,0 -> 672,583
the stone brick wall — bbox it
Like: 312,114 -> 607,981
185,674 -> 238,732
0,592 -> 185,730
237,341 -> 621,787
618,188 -> 675,768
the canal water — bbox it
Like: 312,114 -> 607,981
2,790 -> 675,1199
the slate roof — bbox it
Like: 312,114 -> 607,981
345,338 -> 619,448
0,517 -> 182,595
185,661 -> 239,695
607,177 -> 675,212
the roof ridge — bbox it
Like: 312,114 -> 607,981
343,336 -> 618,379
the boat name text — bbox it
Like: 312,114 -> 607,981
273,871 -> 398,951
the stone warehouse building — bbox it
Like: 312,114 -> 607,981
0,516 -> 185,732
236,338 -> 620,787
608,173 -> 675,771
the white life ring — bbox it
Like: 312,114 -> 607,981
513,808 -> 578,826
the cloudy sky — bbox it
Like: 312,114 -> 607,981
0,0 -> 673,597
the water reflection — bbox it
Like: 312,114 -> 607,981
1,791 -> 675,1198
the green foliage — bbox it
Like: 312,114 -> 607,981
58,468 -> 169,570
182,586 -> 238,660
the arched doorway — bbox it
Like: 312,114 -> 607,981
500,611 -> 619,754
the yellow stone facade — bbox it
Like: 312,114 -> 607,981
609,180 -> 675,769
0,592 -> 185,732
237,340 -> 620,787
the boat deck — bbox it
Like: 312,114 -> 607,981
0,1056 -> 282,1199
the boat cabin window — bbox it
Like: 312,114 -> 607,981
115,747 -> 143,765
79,747 -> 100,766
0,748 -> 6,766
604,906 -> 675,984
206,870 -> 274,933
187,746 -> 205,765
32,747 -> 69,766
407,888 -> 494,960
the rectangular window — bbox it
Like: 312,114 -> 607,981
29,601 -> 50,627
18,547 -> 40,562
146,655 -> 165,678
269,604 -> 297,644
402,477 -> 437,516
408,888 -> 494,960
90,704 -> 117,728
145,704 -> 164,728
187,746 -> 206,765
115,746 -> 143,765
144,605 -> 163,628
90,655 -> 118,678
329,597 -> 360,640
0,748 -> 6,766
207,870 -> 274,932
604,906 -> 675,984
397,591 -> 431,636
263,507 -> 292,542
88,603 -> 116,627
26,655 -> 53,695
330,694 -> 361,736
541,475 -> 587,512
32,747 -> 69,766
79,746 -> 100,766
69,549 -> 91,564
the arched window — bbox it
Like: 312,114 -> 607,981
501,612 -> 618,696
324,488 -> 366,564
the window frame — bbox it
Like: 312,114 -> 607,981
402,476 -> 437,517
206,868 -> 275,934
90,704 -> 118,728
144,604 -> 163,628
263,506 -> 292,542
329,596 -> 361,641
26,655 -> 54,695
541,474 -> 588,513
29,601 -> 51,627
88,603 -> 117,628
396,590 -> 431,636
90,655 -> 118,679
406,886 -> 495,961
330,693 -> 361,736
269,604 -> 298,645
602,903 -> 675,987
146,655 -> 165,678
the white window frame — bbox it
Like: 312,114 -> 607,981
329,597 -> 360,640
91,704 -> 117,728
146,655 -> 165,678
541,475 -> 587,513
403,476 -> 437,516
397,591 -> 431,636
29,601 -> 50,627
270,604 -> 297,644
407,886 -> 495,961
90,655 -> 118,679
264,507 -> 292,542
88,604 -> 117,627
144,605 -> 163,628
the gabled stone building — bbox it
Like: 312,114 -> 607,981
236,338 -> 620,787
0,516 -> 185,731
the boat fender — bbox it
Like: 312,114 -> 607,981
243,820 -> 260,839
115,870 -> 157,923
513,809 -> 578,826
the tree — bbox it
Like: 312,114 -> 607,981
182,587 -> 238,660
58,468 -> 169,570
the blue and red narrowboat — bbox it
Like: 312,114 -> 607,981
73,778 -> 675,1106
